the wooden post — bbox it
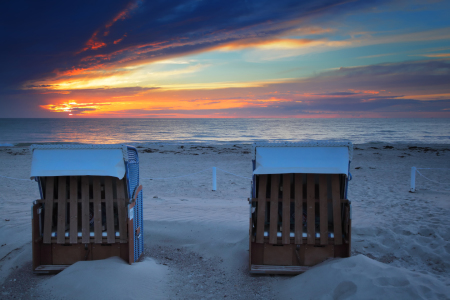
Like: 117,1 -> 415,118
410,167 -> 416,193
212,167 -> 217,191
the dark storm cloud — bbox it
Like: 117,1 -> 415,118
0,0 -> 385,90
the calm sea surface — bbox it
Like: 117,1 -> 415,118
0,118 -> 449,145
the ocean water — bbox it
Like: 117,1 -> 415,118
0,118 -> 449,145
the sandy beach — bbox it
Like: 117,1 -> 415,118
0,143 -> 449,299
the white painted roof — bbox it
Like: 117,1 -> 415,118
253,141 -> 352,176
30,144 -> 128,179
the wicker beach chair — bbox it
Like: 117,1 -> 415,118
249,142 -> 353,274
30,144 -> 143,273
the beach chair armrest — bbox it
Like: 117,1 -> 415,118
131,185 -> 143,203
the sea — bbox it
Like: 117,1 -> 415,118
0,118 -> 449,146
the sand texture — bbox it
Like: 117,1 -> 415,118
0,143 -> 449,299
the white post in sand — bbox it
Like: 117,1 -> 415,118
410,167 -> 416,193
212,167 -> 217,191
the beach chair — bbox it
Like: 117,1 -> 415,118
30,144 -> 144,273
249,142 -> 352,274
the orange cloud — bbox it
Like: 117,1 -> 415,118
286,26 -> 335,36
78,1 -> 140,52
217,38 -> 315,50
39,87 -> 298,116
416,53 -> 450,57
348,89 -> 380,94
104,1 -> 140,35
77,31 -> 107,53
87,37 -> 106,50
396,93 -> 450,101
40,101 -> 112,114
114,34 -> 127,44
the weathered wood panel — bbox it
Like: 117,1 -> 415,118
319,174 -> 328,245
81,176 -> 90,244
306,174 -> 315,245
104,177 -> 115,244
69,177 -> 78,244
294,174 -> 303,245
116,178 -> 127,243
57,177 -> 66,244
282,174 -> 290,245
255,175 -> 267,244
331,175 -> 342,245
43,177 -> 55,244
93,177 -> 102,243
269,175 -> 279,245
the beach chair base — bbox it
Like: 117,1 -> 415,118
249,173 -> 352,274
250,264 -> 311,275
32,206 -> 133,274
34,265 -> 69,274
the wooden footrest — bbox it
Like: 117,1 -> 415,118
250,264 -> 310,275
34,265 -> 69,274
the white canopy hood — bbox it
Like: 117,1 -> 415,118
30,144 -> 128,179
252,141 -> 353,176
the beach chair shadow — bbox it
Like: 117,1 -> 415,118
30,145 -> 143,274
249,142 -> 352,274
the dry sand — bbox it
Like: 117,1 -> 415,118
0,143 -> 449,299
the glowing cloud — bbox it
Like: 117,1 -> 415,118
41,101 -> 112,115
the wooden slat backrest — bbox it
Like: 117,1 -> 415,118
57,177 -> 66,244
252,173 -> 347,246
81,176 -> 90,244
269,175 -> 279,245
255,175 -> 267,243
40,175 -> 129,244
319,175 -> 328,245
69,177 -> 78,244
93,177 -> 102,243
281,174 -> 290,245
43,177 -> 54,244
105,177 -> 115,244
306,174 -> 315,245
116,178 -> 128,244
294,174 -> 303,245
331,174 -> 342,245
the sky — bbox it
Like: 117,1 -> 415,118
1,0 -> 449,118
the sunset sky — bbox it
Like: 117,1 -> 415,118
1,0 -> 449,118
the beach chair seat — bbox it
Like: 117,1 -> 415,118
30,145 -> 144,273
249,142 -> 352,274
